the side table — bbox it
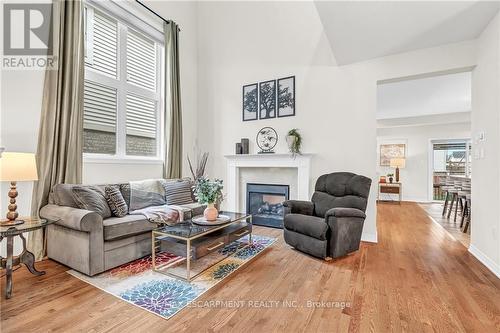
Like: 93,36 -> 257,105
0,217 -> 56,299
377,182 -> 403,203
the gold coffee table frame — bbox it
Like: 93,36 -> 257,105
152,213 -> 252,282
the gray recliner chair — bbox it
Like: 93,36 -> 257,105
283,172 -> 372,259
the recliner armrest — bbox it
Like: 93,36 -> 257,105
283,200 -> 314,216
40,204 -> 103,232
325,207 -> 366,219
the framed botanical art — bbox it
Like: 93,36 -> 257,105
242,83 -> 258,121
278,76 -> 295,117
259,80 -> 276,119
380,143 -> 406,166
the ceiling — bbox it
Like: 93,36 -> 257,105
315,1 -> 500,65
377,71 -> 471,121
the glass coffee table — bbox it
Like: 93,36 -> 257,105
152,212 -> 252,281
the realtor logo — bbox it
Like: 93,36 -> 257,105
2,2 -> 56,69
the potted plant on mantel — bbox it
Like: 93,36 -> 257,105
286,128 -> 302,157
193,177 -> 224,221
387,173 -> 394,183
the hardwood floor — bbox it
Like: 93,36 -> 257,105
419,202 -> 470,248
1,202 -> 499,332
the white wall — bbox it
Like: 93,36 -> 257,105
377,71 -> 472,119
377,122 -> 471,202
196,1 -> 478,243
470,12 -> 500,277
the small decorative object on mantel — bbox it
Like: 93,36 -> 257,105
278,76 -> 295,118
241,138 -> 249,154
286,128 -> 302,157
235,143 -> 242,155
256,127 -> 278,154
193,177 -> 224,222
242,83 -> 258,121
259,80 -> 276,119
387,173 -> 394,183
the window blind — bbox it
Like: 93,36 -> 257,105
91,10 -> 118,77
126,94 -> 157,138
83,80 -> 117,132
126,29 -> 157,91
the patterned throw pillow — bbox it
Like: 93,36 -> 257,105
119,183 -> 131,207
72,186 -> 112,218
163,179 -> 194,205
105,186 -> 129,217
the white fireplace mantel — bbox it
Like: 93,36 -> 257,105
224,153 -> 313,212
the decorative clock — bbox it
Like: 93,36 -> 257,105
256,127 -> 278,153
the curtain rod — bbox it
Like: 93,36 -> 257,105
135,0 -> 181,31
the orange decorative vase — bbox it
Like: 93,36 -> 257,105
204,203 -> 218,221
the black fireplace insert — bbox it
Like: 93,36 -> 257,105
246,183 -> 290,228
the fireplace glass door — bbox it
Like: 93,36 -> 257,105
246,183 -> 289,228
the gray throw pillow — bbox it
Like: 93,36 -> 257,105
163,179 -> 194,205
105,186 -> 128,217
72,186 -> 112,218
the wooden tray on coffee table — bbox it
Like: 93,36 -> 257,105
192,214 -> 231,225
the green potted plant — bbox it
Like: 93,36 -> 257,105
387,173 -> 394,183
286,128 -> 302,157
193,177 -> 224,221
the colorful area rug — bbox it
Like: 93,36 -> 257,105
68,235 -> 276,319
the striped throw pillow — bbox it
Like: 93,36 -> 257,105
105,186 -> 129,217
163,179 -> 194,205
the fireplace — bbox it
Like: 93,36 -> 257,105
246,183 -> 289,228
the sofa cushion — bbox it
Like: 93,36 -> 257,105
284,214 -> 328,240
72,186 -> 112,218
129,179 -> 166,211
103,215 -> 155,241
52,184 -> 79,208
163,179 -> 194,205
105,186 -> 128,217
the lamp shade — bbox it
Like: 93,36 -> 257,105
390,158 -> 406,169
0,152 -> 38,182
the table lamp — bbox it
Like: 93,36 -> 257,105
390,158 -> 405,183
0,152 -> 38,226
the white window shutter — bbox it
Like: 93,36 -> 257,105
84,80 -> 117,132
127,30 -> 157,91
126,94 -> 157,138
90,10 -> 118,77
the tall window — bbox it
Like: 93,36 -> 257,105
83,3 -> 163,159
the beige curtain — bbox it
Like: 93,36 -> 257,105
30,0 -> 84,260
164,21 -> 183,179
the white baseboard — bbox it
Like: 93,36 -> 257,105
361,231 -> 378,243
468,244 -> 500,279
402,197 -> 432,203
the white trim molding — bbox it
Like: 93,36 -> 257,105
468,244 -> 500,279
361,231 -> 378,243
224,153 -> 313,212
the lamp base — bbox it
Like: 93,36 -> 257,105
2,181 -> 23,227
0,219 -> 25,226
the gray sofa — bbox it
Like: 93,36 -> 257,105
40,180 -> 204,276
283,172 -> 371,259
